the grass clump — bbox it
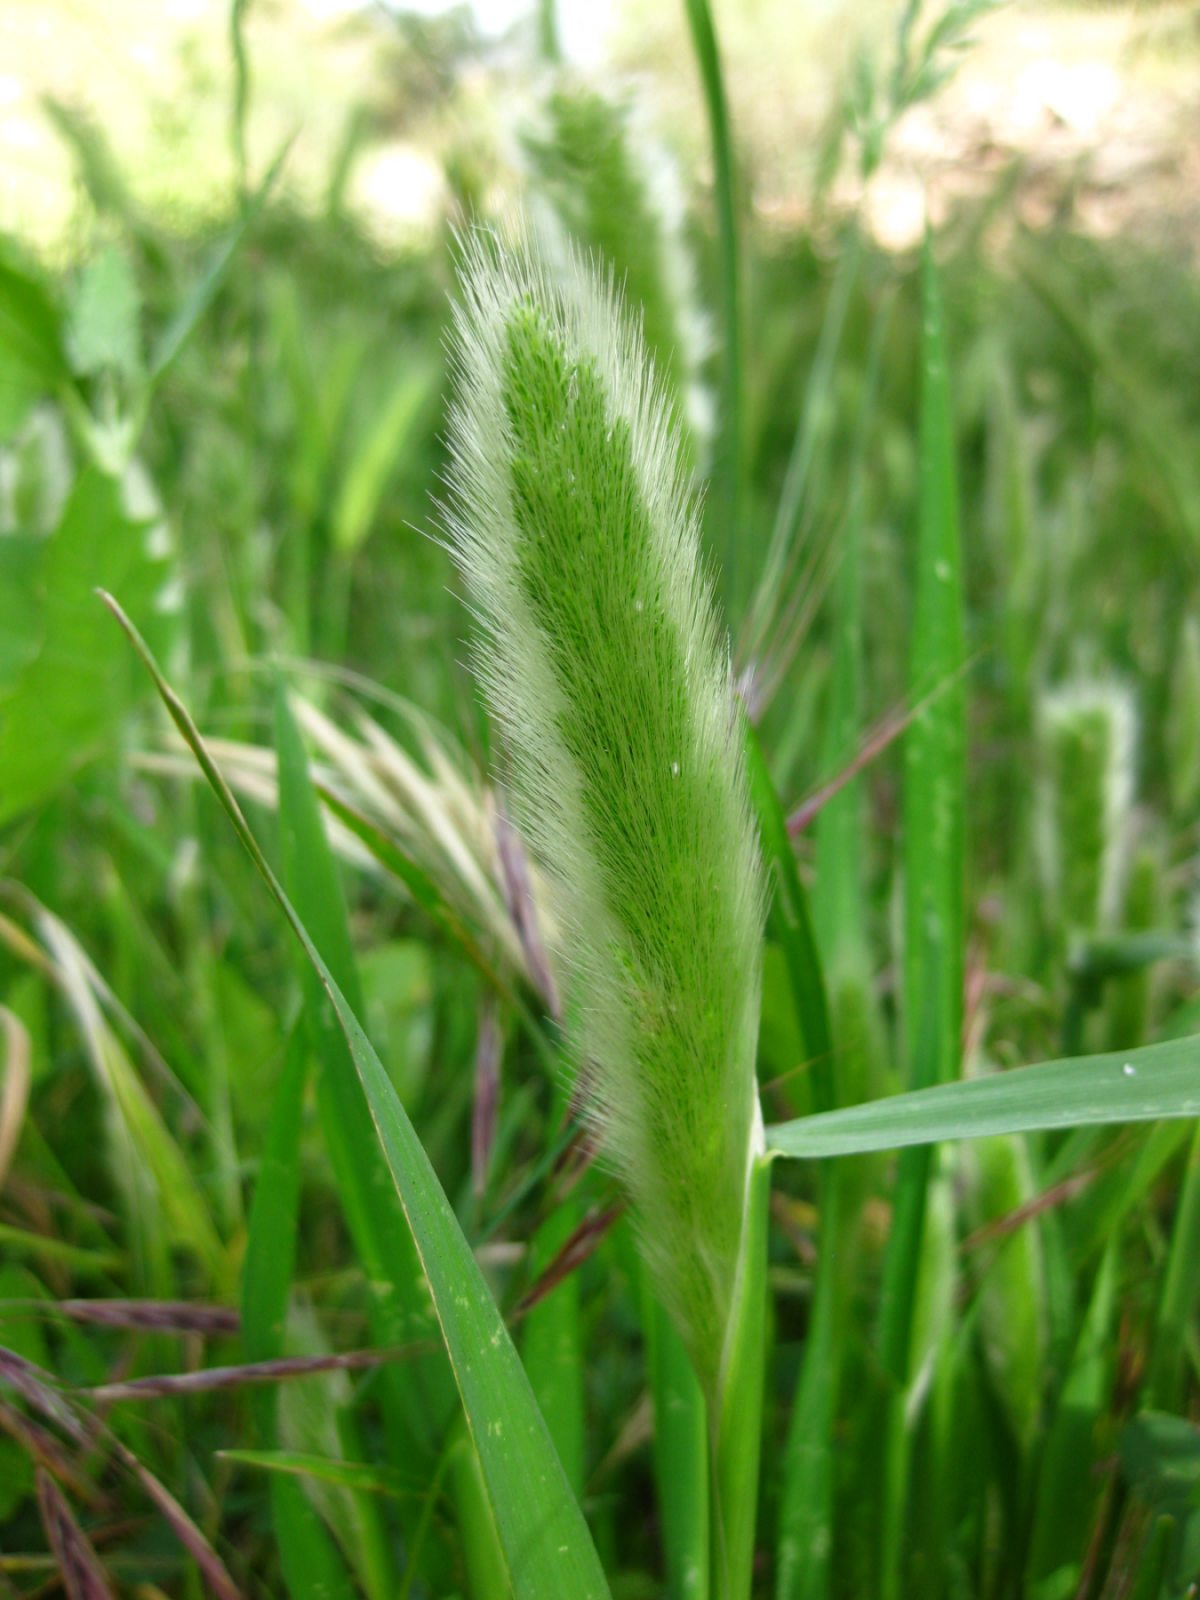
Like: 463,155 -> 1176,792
519,77 -> 712,461
446,230 -> 764,1396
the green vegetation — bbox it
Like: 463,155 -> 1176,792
2,4 -> 1200,1598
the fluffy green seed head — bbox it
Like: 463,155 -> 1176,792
446,231 -> 763,1392
1037,680 -> 1135,933
518,77 -> 713,466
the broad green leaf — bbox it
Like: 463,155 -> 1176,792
766,1035 -> 1200,1160
0,539 -> 41,693
0,467 -> 172,822
0,244 -> 70,439
65,248 -> 142,380
107,596 -> 612,1600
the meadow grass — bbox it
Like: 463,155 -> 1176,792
1,5 -> 1200,1598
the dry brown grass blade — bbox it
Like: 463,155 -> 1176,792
785,657 -> 978,837
0,1402 -> 103,1509
35,1470 -> 116,1600
55,1301 -> 240,1336
0,1347 -> 89,1443
85,1346 -> 425,1402
472,992 -> 502,1199
105,1437 -> 243,1600
514,1203 -> 626,1317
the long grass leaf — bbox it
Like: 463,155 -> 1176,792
241,1027 -> 359,1600
876,230 -> 965,1598
103,593 -> 613,1600
766,1035 -> 1200,1158
275,684 -> 454,1460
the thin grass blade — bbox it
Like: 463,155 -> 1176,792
102,593 -> 613,1600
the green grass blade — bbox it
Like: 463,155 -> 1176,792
1145,1122 -> 1200,1411
711,1154 -> 770,1600
902,228 -> 966,1097
522,1196 -> 586,1498
766,1035 -> 1200,1159
744,721 -> 844,1600
876,230 -> 965,1598
104,594 -> 613,1600
745,723 -> 832,1103
242,1023 -> 307,1367
1025,1244 -> 1118,1596
221,1449 -> 425,1500
242,1028 -> 358,1600
750,224 -> 864,650
275,682 -> 454,1459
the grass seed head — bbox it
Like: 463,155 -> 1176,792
445,227 -> 763,1392
518,76 -> 713,469
1037,679 -> 1136,934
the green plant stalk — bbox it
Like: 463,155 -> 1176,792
523,1198 -> 586,1498
1145,1121 -> 1200,1411
682,0 -> 743,597
877,230 -> 965,1600
1025,1243 -> 1118,1594
710,1151 -> 771,1600
243,1028 -> 357,1599
744,727 -> 844,1600
776,303 -> 890,1600
774,1164 -> 843,1600
643,1277 -> 710,1599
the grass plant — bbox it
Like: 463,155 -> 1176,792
1,4 -> 1200,1597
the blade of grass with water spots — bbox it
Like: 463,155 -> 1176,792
876,229 -> 966,1600
765,1036 -> 1200,1158
776,302 -> 890,1600
104,594 -> 612,1600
